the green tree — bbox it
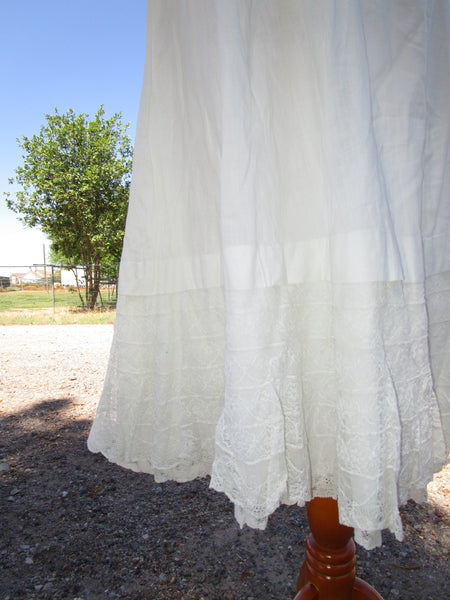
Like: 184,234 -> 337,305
5,106 -> 132,309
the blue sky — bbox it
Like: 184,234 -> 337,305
0,0 -> 146,270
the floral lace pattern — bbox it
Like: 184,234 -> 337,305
88,280 -> 448,549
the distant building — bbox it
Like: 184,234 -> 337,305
9,272 -> 26,285
0,276 -> 10,289
60,267 -> 85,287
9,268 -> 47,284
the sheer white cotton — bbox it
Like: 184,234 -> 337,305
88,0 -> 450,549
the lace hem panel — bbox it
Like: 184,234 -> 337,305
88,281 -> 448,550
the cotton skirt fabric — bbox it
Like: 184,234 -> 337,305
88,0 -> 450,549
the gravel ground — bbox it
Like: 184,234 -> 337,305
0,325 -> 449,600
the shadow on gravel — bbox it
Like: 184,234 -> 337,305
0,399 -> 448,600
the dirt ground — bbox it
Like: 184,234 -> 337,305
0,325 -> 448,600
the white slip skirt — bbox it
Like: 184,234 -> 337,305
88,0 -> 450,549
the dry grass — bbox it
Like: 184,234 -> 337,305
0,306 -> 115,325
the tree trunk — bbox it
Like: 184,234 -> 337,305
87,264 -> 101,310
72,267 -> 85,308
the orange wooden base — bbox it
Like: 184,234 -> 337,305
294,498 -> 384,600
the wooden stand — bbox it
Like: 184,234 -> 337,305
294,498 -> 384,600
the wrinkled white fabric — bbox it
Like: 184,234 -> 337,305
88,0 -> 450,549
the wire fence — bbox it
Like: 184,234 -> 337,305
0,263 -> 119,310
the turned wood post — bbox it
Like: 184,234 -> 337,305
294,497 -> 384,600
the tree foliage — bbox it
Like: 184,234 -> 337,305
5,106 -> 133,308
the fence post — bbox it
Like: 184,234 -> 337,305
51,266 -> 55,314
